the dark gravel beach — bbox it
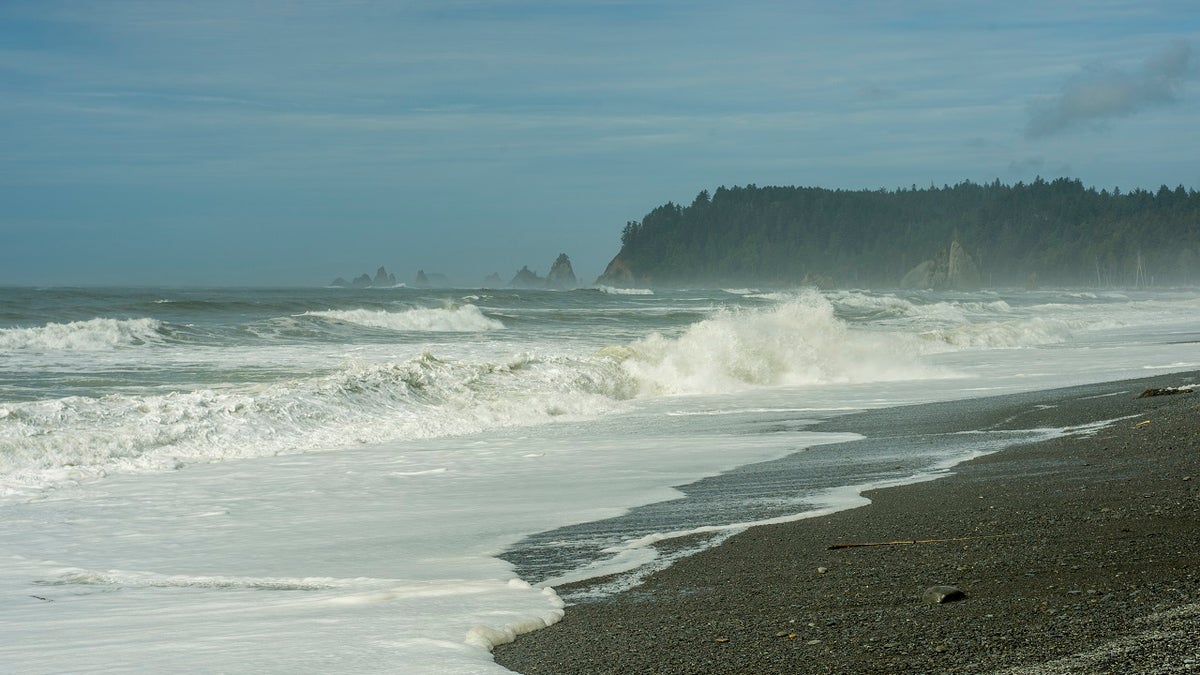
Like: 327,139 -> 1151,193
495,373 -> 1200,674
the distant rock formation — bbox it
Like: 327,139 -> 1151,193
414,270 -> 451,288
546,253 -> 578,290
482,272 -> 503,287
900,259 -> 940,289
331,265 -> 402,288
509,266 -> 544,289
596,255 -> 636,287
900,240 -> 981,290
375,266 -> 397,286
946,241 -> 981,288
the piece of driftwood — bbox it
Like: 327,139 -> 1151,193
827,533 -> 1015,550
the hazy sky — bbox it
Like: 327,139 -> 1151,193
2,1 -> 1197,286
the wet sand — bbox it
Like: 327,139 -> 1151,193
495,373 -> 1200,674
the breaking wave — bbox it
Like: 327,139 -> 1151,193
617,291 -> 946,395
0,352 -> 636,500
827,291 -> 1014,323
827,291 -> 1103,350
303,305 -> 504,332
8,289 -> 1118,501
920,317 -> 1081,349
593,286 -> 654,296
0,318 -> 167,351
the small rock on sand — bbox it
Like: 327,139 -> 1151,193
923,585 -> 966,604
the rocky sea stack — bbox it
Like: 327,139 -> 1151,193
331,265 -> 397,287
546,253 -> 578,290
509,266 -> 544,289
900,240 -> 982,290
506,253 -> 580,289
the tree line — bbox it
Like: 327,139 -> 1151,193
607,178 -> 1200,287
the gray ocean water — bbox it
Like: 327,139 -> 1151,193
2,284 -> 1198,673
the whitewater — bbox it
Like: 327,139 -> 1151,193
2,285 -> 1198,673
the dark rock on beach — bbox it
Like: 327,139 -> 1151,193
922,585 -> 966,604
1138,387 -> 1195,398
495,373 -> 1200,674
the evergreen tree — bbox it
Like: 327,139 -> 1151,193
603,179 -> 1200,287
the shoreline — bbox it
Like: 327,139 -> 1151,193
495,372 -> 1200,674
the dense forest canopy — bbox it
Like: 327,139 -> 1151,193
602,178 -> 1200,288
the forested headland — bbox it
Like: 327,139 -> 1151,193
598,178 -> 1200,288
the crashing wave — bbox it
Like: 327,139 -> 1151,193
0,318 -> 167,351
617,291 -> 946,395
303,305 -> 504,332
593,286 -> 654,296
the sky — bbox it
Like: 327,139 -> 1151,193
1,1 -> 1198,286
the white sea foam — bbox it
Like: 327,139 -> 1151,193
0,351 -> 636,499
825,291 -> 1116,351
1,293 -> 949,497
303,305 -> 504,332
593,285 -> 654,295
920,317 -> 1082,349
0,317 -> 165,351
4,288 -> 1189,502
618,291 -> 945,395
47,568 -> 377,591
745,292 -> 794,301
464,580 -> 565,650
828,290 -> 1014,323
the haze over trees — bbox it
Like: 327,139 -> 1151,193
600,178 -> 1200,288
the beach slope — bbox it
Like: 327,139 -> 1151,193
496,373 -> 1200,674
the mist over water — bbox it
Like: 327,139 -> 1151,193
2,285 -> 1199,673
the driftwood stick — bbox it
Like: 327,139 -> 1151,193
827,533 -> 1016,550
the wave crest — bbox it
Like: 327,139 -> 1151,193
920,317 -> 1080,349
0,318 -> 166,351
303,305 -> 504,332
0,351 -> 635,500
619,291 -> 942,395
593,286 -> 654,296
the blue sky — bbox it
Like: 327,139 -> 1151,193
1,1 -> 1197,286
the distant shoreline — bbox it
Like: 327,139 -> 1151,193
496,371 -> 1200,674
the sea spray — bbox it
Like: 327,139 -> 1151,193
619,291 -> 943,395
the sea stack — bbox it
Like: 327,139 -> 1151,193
546,254 -> 578,290
900,240 -> 981,290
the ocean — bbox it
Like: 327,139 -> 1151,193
2,285 -> 1198,673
